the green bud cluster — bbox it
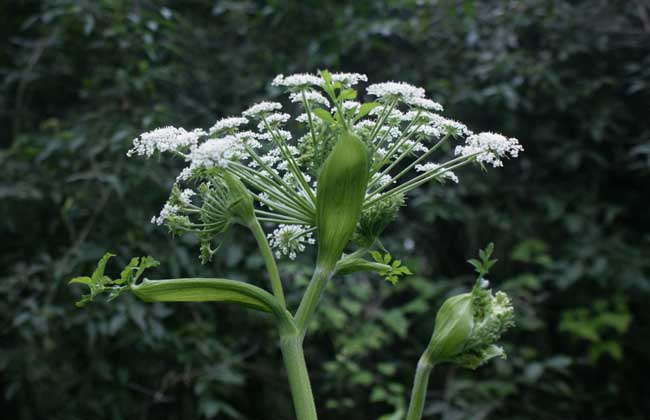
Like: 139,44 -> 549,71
354,192 -> 404,247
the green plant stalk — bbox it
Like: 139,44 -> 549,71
247,217 -> 287,308
405,356 -> 435,420
294,265 -> 335,334
280,334 -> 319,420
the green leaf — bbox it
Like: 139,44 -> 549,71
130,278 -> 293,328
92,252 -> 115,285
312,108 -> 336,124
68,276 -> 92,285
353,102 -> 380,121
335,256 -> 390,275
338,88 -> 357,101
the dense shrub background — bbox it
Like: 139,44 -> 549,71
2,1 -> 649,419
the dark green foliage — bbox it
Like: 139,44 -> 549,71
1,1 -> 649,419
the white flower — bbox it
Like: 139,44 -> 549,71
415,163 -> 459,183
367,81 -> 426,100
188,135 -> 244,170
258,129 -> 292,142
289,90 -> 330,106
209,117 -> 248,135
176,167 -> 193,182
454,132 -> 523,168
242,101 -> 282,118
272,73 -> 322,88
127,126 -> 205,157
257,113 -> 290,131
404,97 -> 444,112
401,139 -> 428,153
296,112 -> 327,124
267,224 -> 315,260
152,202 -> 179,225
342,101 -> 361,112
178,189 -> 195,206
423,114 -> 473,137
330,72 -> 368,86
413,125 -> 443,138
235,131 -> 262,149
371,173 -> 393,187
369,106 -> 404,122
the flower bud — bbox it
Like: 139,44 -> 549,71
423,286 -> 515,369
424,293 -> 474,362
315,131 -> 369,269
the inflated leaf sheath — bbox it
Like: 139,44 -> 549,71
315,131 -> 369,269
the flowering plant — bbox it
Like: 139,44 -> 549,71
69,71 -> 521,420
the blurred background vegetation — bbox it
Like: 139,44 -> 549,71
1,1 -> 649,419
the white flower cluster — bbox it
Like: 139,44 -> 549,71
242,101 -> 283,118
273,73 -> 323,88
415,163 -> 459,183
455,132 -> 524,167
267,224 -> 315,260
289,91 -> 329,106
367,81 -> 426,101
127,126 -> 205,157
209,117 -> 248,135
152,202 -> 179,226
404,97 -> 444,111
188,135 -> 245,171
330,72 -> 368,86
273,72 -> 368,89
128,71 -> 522,261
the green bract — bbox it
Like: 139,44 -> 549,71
315,131 -> 369,269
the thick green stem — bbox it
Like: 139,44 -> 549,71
405,356 -> 434,420
280,334 -> 318,420
294,265 -> 334,334
247,217 -> 287,308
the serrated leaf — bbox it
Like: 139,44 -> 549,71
68,276 -> 92,285
117,257 -> 140,285
354,102 -> 380,121
91,253 -> 115,285
312,108 -> 336,124
370,250 -> 383,262
338,88 -> 357,101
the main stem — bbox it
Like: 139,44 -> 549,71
405,356 -> 434,420
280,334 -> 318,420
